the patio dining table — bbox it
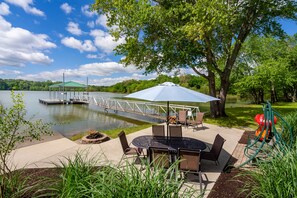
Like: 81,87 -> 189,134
132,135 -> 207,153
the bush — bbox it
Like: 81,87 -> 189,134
38,152 -> 200,198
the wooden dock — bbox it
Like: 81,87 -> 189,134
39,99 -> 89,105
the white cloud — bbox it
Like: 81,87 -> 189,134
87,21 -> 95,28
61,37 -> 96,52
95,14 -> 118,30
0,16 -> 56,67
86,54 -> 111,61
5,0 -> 45,16
91,76 -> 135,86
60,3 -> 73,14
90,72 -> 157,86
95,15 -> 108,29
90,29 -> 125,54
79,62 -> 138,76
66,22 -> 82,36
0,69 -> 22,75
0,2 -> 10,15
17,62 -> 140,82
81,4 -> 97,17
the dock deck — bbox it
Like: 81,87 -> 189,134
39,99 -> 89,105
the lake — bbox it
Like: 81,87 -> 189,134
0,91 -> 151,138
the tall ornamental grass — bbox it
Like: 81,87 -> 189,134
37,151 -> 200,198
282,110 -> 297,146
243,143 -> 297,197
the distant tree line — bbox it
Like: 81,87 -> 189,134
98,74 -> 208,94
0,75 -> 208,93
0,79 -> 56,91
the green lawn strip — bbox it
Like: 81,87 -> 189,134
70,123 -> 153,141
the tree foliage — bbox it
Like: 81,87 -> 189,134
0,92 -> 52,196
0,92 -> 52,172
235,35 -> 297,103
92,0 -> 297,117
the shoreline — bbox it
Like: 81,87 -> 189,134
16,131 -> 66,149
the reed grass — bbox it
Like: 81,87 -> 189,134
37,151 -> 200,198
242,143 -> 297,197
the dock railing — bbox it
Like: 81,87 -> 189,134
91,97 -> 200,121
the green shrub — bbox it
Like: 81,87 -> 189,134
243,144 -> 297,197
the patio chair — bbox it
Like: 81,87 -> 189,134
149,147 -> 171,169
201,134 -> 226,165
178,148 -> 203,192
177,110 -> 187,126
118,131 -> 143,163
152,125 -> 165,137
169,125 -> 182,137
190,112 -> 205,131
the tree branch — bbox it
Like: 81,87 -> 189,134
204,34 -> 223,75
191,65 -> 209,79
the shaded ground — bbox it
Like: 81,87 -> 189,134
207,169 -> 251,198
208,130 -> 254,198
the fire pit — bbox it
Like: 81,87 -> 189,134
81,130 -> 110,144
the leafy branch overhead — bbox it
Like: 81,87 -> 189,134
92,0 -> 297,117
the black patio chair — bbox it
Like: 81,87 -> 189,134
201,134 -> 226,165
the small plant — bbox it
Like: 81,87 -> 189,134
0,91 -> 52,197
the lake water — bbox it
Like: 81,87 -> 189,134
0,91 -> 150,138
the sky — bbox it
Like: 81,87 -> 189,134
0,0 -> 297,86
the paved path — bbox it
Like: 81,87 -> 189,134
10,123 -> 244,197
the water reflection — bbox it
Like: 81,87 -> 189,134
0,91 -> 145,138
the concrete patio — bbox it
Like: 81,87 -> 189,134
9,123 -> 244,197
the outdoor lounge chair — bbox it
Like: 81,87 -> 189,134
190,112 -> 205,131
152,125 -> 165,137
201,134 -> 226,165
177,110 -> 187,126
118,131 -> 143,163
178,148 -> 203,192
169,125 -> 182,137
148,147 -> 171,169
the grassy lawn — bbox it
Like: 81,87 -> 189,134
201,102 -> 297,129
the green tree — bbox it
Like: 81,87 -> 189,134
93,0 -> 297,117
236,35 -> 296,103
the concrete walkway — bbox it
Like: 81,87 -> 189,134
10,123 -> 244,197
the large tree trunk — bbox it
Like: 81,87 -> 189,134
208,71 -> 219,118
258,89 -> 264,104
292,86 -> 297,102
218,77 -> 229,117
270,84 -> 276,103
